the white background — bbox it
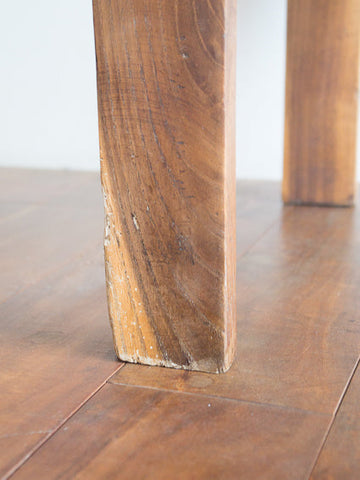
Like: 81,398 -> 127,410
0,0 -> 357,180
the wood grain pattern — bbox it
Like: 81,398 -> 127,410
11,383 -> 329,480
92,0 -> 237,373
283,0 -> 360,206
111,206 -> 360,413
310,363 -> 360,480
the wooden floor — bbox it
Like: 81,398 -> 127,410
1,169 -> 360,480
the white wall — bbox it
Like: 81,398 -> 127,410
0,1 -> 357,180
0,1 -> 99,171
236,0 -> 287,180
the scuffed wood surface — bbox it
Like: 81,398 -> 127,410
93,0 -> 237,372
283,0 -> 360,206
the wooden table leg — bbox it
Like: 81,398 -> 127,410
283,0 -> 360,206
92,0 -> 236,373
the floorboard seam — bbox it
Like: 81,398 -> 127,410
306,355 -> 360,480
107,378 -> 330,417
0,204 -> 38,226
4,363 -> 125,480
237,208 -> 293,263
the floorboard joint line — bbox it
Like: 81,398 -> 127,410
4,363 -> 125,480
0,204 -> 38,226
236,206 -> 294,263
306,355 -> 360,479
107,379 -> 330,417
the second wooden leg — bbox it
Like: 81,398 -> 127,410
283,0 -> 360,206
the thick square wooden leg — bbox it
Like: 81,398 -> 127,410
283,0 -> 360,206
92,0 -> 236,373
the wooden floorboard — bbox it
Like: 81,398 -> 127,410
2,169 -> 359,479
110,205 -> 360,414
0,168 -> 100,206
310,359 -> 360,480
235,180 -> 283,254
10,383 -> 329,480
0,170 -> 280,479
0,170 -> 123,478
1,204 -> 101,302
0,243 -> 124,479
0,170 -> 102,303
